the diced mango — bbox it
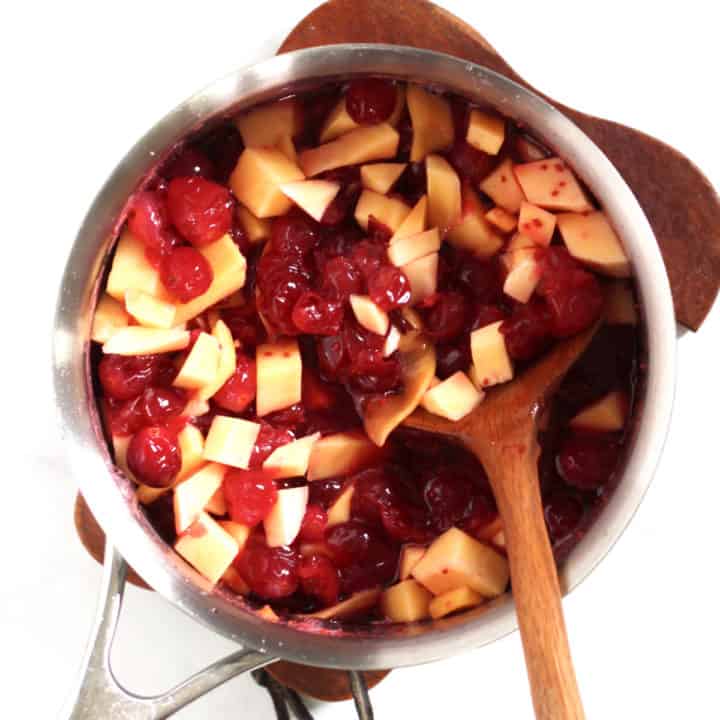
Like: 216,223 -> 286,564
354,190 -> 411,233
236,205 -> 272,244
92,294 -> 130,343
263,433 -> 321,479
264,486 -> 308,547
470,321 -> 514,389
205,486 -> 227,516
406,85 -> 454,162
235,98 -> 301,148
429,586 -> 484,619
221,565 -> 250,595
399,545 -> 426,580
307,588 -> 382,620
307,431 -> 384,481
106,230 -> 168,302
446,185 -> 503,258
218,521 -> 251,551
256,339 -> 302,417
388,228 -> 441,268
421,371 -> 484,422
327,483 -> 355,527
175,512 -> 239,584
102,327 -> 189,356
484,207 -> 518,234
174,462 -> 226,534
203,416 -> 261,470
518,202 -> 557,246
502,249 -> 542,303
466,110 -> 505,155
197,319 -> 236,402
478,159 -> 526,213
280,180 -> 340,222
350,295 -> 390,336
514,158 -> 593,213
402,252 -> 438,305
392,195 -> 427,242
173,332 -> 221,390
381,579 -> 433,622
361,163 -> 407,194
124,289 -> 176,329
570,390 -> 627,432
426,154 -> 462,231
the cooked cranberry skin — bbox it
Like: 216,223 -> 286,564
422,291 -> 468,343
346,79 -> 397,125
349,240 -> 386,280
128,191 -> 171,255
250,424 -> 295,468
298,553 -> 340,605
325,521 -> 375,567
299,504 -> 328,542
368,266 -> 411,311
423,468 -> 476,531
545,491 -> 584,542
381,503 -> 433,543
235,538 -> 299,599
435,341 -> 471,379
162,147 -> 215,180
292,291 -> 344,335
214,352 -> 256,413
166,176 -> 233,246
456,256 -> 504,305
500,298 -> 553,361
470,303 -> 507,331
223,469 -> 278,526
557,433 -> 620,490
138,386 -> 187,425
308,478 -> 345,509
271,214 -> 321,257
159,246 -> 213,302
256,253 -> 311,336
321,256 -> 363,302
127,426 -> 181,488
98,354 -> 168,401
461,494 -> 499,540
446,141 -> 496,184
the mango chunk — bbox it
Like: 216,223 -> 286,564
518,202 -> 556,246
174,462 -> 226,534
197,319 -> 236,402
429,586 -> 484,619
478,159 -> 526,213
381,579 -> 432,622
106,230 -> 168,302
175,512 -> 239,584
407,85 -> 454,162
426,154 -> 462,231
173,332 -> 221,390
264,486 -> 308,547
236,205 -> 272,244
263,433 -> 321,479
421,371 -> 484,421
125,289 -> 176,329
484,207 -> 518,234
327,483 -> 355,527
354,190 -> 411,233
470,321 -> 514,389
361,163 -> 407,194
350,295 -> 390,336
280,179 -> 340,222
256,339 -> 302,417
307,431 -> 384,481
203,416 -> 261,470
307,588 -> 382,620
399,545 -> 426,580
102,327 -> 189,356
570,390 -> 627,432
402,252 -> 438,305
388,228 -> 441,268
92,294 -> 130,343
392,195 -> 427,241
514,158 -> 592,213
466,110 -> 505,155
235,98 -> 301,148
446,185 -> 503,258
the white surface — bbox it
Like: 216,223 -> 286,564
1,0 -> 719,718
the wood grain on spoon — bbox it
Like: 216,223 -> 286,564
403,325 -> 599,720
279,0 -> 720,330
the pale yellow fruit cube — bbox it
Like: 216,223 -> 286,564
236,205 -> 271,244
307,588 -> 382,620
426,154 -> 461,231
421,371 -> 484,422
197,319 -> 236,402
203,416 -> 261,470
429,586 -> 484,619
327,484 -> 355,527
307,431 -> 383,481
175,512 -> 239,584
399,545 -> 426,580
354,190 -> 411,233
360,162 -> 407,194
514,158 -> 593,213
470,321 -> 514,389
205,486 -> 227,516
256,339 -> 302,417
402,252 -> 438,305
446,186 -> 503,259
380,579 -> 433,622
102,327 -> 190,356
235,98 -> 301,148
502,250 -> 542,303
173,462 -> 226,534
570,390 -> 627,432
406,85 -> 454,162
349,295 -> 390,336
466,110 -> 505,155
263,433 -> 321,479
478,158 -> 526,213
484,207 -> 518,234
388,227 -> 441,267
280,180 -> 340,222
391,195 -> 427,241
92,294 -> 130,343
124,289 -> 176,329
264,485 -> 308,547
518,202 -> 557,246
221,565 -> 250,595
173,332 -> 221,390
218,521 -> 251,551
106,230 -> 168,302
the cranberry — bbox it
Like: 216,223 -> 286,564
367,216 -> 394,244
348,352 -> 402,394
308,478 -> 345,509
162,147 -> 215,180
461,494 -> 500,540
221,303 -> 266,348
346,79 -> 397,124
470,303 -> 507,331
292,291 -> 344,335
138,386 -> 187,425
223,468 -> 278,526
556,432 -> 620,490
98,354 -> 170,401
298,553 -> 340,605
271,214 -> 321,257
500,298 -> 553,361
456,255 -> 504,305
350,467 -> 404,524
395,162 -> 427,204
166,176 -> 232,246
302,369 -> 339,411
423,468 -> 476,531
340,540 -> 399,594
194,121 -> 244,184
143,493 -> 176,544
159,246 -> 213,302
435,341 -> 471,379
214,352 -> 256,413
257,254 -> 311,335
127,191 -> 171,255
250,424 -> 295,468
545,491 -> 584,542
380,503 -> 433,543
321,256 -> 363,301
316,335 -> 349,379
349,240 -> 386,280
446,141 -> 496,184
325,521 -> 375,567
127,426 -> 181,488
421,291 -> 468,343
319,169 -> 361,226
368,266 -> 411,311
299,504 -> 328,542
235,538 -> 299,599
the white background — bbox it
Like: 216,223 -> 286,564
1,1 -> 718,718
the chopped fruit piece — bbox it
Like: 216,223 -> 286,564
230,147 -> 305,219
466,110 -> 505,155
306,588 -> 382,620
307,431 -> 384,481
221,566 -> 250,595
350,295 -> 390,336
203,416 -> 261,469
363,340 -> 436,446
384,325 -> 402,357
213,351 -> 256,412
256,339 -> 302,417
327,484 -> 355,527
421,371 -> 484,421
320,86 -> 405,142
264,485 -> 309,547
224,468 -> 278,525
606,283 -> 638,325
402,252 -> 438,305
136,424 -> 206,504
470,321 -> 514,388
485,207 -> 518,233
412,527 -> 509,597
197,319 -> 236,401
505,232 -> 536,255
391,195 -> 427,241
182,393 -> 210,419
478,158 -> 526,213
556,211 -> 631,277
503,249 -> 543,303
361,163 -> 407,194
205,486 -> 227,516
263,433 -> 321,479
381,579 -> 432,622
275,135 -> 297,163
514,158 -> 593,213
388,228 -> 442,267
127,426 -> 181,488
218,520 -> 251,551
112,434 -> 134,481
429,586 -> 484,619
256,605 -> 281,621
236,205 -> 272,244
173,234 -> 247,325
106,230 -> 169,302
406,85 -> 454,162
175,512 -> 239,584
92,294 -> 130,343
446,185 -> 503,258
173,332 -> 221,390
426,155 -> 461,231
518,202 -> 557,246
102,327 -> 190,356
354,190 -> 411,232
492,530 -> 506,549
399,545 -> 426,580
174,463 -> 225,533
235,99 -> 301,148
125,289 -> 176,329
167,176 -> 233,247
570,390 -> 628,432
279,180 -> 340,222
299,123 -> 400,177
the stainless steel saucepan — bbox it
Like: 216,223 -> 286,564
53,44 -> 676,719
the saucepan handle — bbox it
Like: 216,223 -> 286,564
60,544 -> 273,720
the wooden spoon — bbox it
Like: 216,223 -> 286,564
402,324 -> 600,720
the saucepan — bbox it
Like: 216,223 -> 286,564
53,44 -> 676,719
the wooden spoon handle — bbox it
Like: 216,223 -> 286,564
480,442 -> 584,720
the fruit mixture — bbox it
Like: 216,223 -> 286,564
92,77 -> 640,624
